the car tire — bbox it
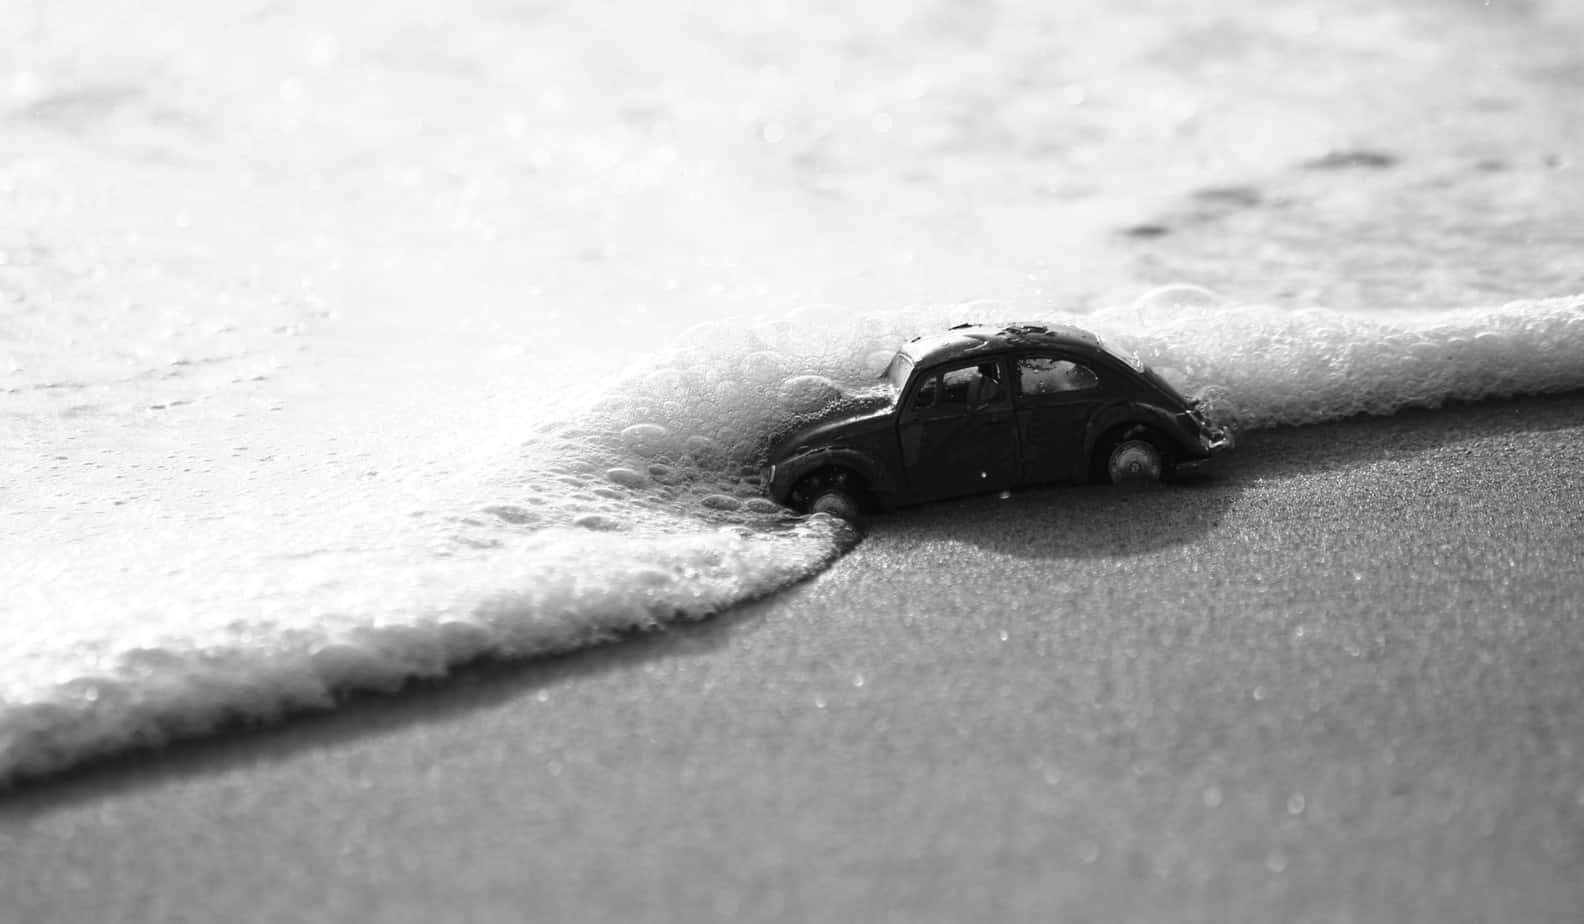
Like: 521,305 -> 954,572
809,489 -> 862,522
1103,433 -> 1166,487
792,469 -> 866,523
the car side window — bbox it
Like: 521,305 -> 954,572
911,362 -> 1006,416
1018,356 -> 1099,396
940,366 -> 977,405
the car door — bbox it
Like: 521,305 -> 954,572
1012,353 -> 1108,484
896,358 -> 1019,500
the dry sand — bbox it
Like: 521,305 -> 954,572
4,394 -> 1583,923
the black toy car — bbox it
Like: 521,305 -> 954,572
764,323 -> 1232,519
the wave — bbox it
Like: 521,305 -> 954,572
6,291 -> 1584,786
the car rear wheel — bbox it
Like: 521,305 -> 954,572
809,489 -> 862,522
791,468 -> 867,523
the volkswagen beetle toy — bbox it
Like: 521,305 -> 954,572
762,323 -> 1232,520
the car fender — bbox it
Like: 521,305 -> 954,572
770,446 -> 896,505
1083,402 -> 1197,460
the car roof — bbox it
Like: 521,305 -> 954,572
898,323 -> 1104,370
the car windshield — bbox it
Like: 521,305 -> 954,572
1096,335 -> 1146,373
880,353 -> 914,394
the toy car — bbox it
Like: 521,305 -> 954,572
763,323 -> 1232,520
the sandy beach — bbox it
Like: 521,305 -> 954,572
6,2 -> 1584,920
6,392 -> 1582,923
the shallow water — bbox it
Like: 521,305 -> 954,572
4,0 -> 1584,782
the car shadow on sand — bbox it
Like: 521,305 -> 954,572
882,390 -> 1584,561
877,475 -> 1238,560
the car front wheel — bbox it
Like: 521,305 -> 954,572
1104,434 -> 1165,486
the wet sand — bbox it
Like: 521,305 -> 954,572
4,394 -> 1584,923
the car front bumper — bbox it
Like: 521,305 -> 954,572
1174,409 -> 1234,469
1204,428 -> 1234,455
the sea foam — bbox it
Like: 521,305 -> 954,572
5,292 -> 1584,785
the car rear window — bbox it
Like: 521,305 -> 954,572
882,353 -> 915,392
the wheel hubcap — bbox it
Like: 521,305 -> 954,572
1109,440 -> 1162,484
810,491 -> 859,521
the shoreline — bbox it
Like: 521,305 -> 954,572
6,389 -> 1572,796
6,391 -> 1584,922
